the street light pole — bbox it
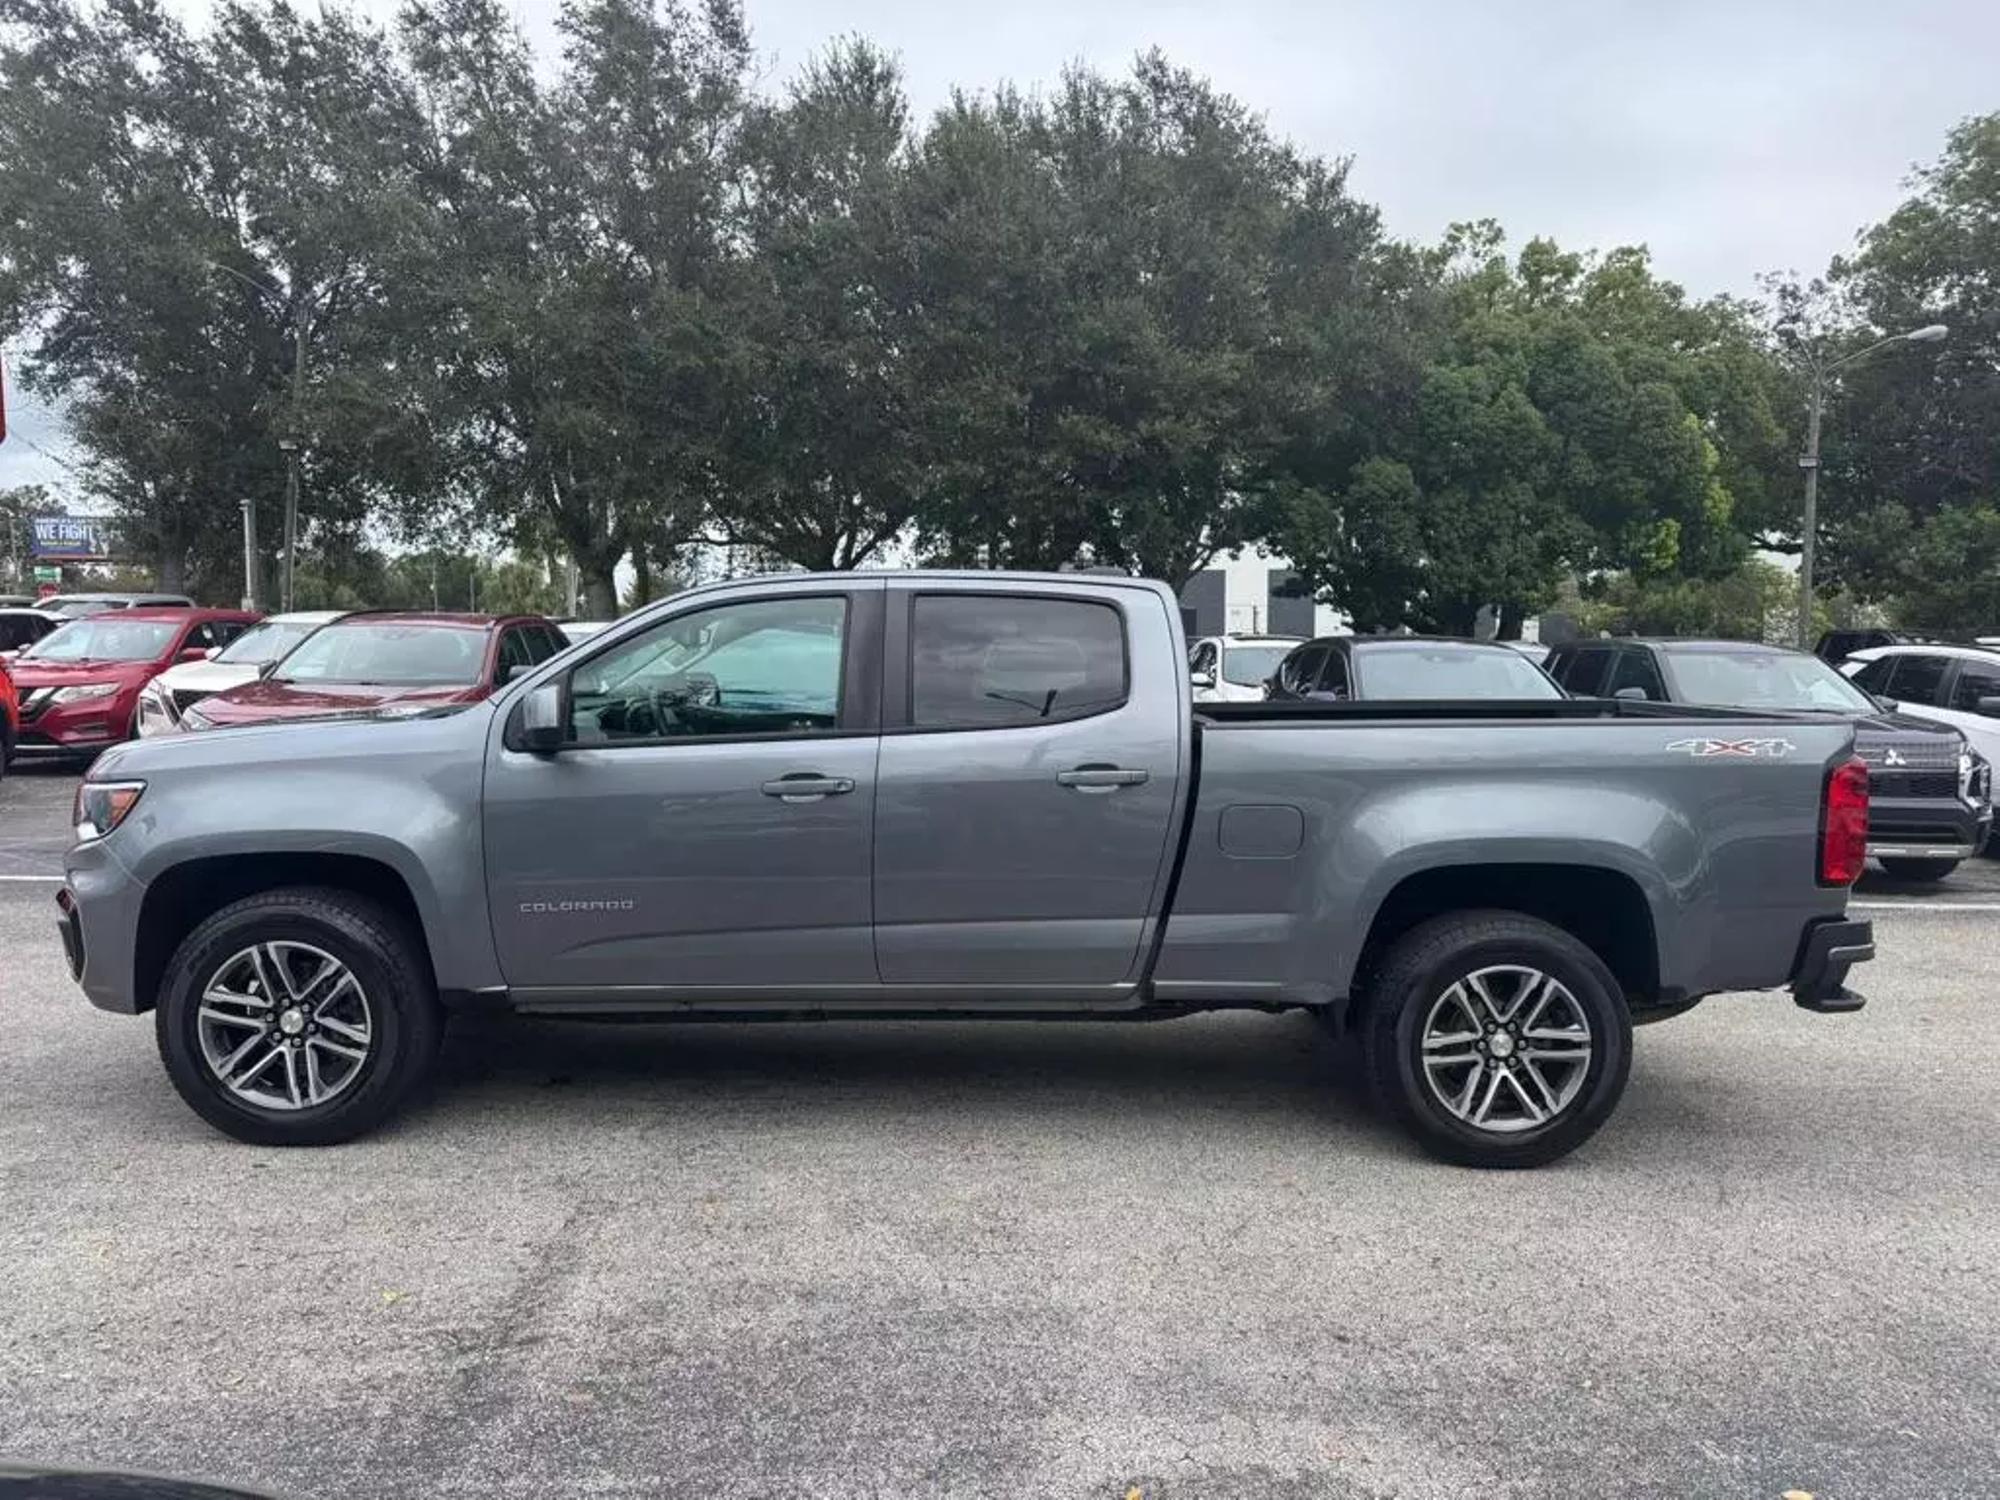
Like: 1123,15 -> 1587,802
1795,323 -> 1947,647
239,498 -> 259,611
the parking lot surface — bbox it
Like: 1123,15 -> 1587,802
2,760 -> 1996,1499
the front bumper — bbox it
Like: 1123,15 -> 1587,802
61,835 -> 149,1014
1866,794 -> 1992,862
1789,918 -> 1873,1014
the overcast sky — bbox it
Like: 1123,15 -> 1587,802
6,0 -> 1996,493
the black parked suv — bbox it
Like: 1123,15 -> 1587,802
1546,638 -> 1993,880
1265,635 -> 1564,701
1814,628 -> 1927,664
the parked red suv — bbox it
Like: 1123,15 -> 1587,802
183,612 -> 569,730
9,607 -> 261,754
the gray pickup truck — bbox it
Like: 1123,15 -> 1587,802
59,572 -> 1875,1166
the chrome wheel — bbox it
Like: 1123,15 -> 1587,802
195,942 -> 373,1111
1420,965 -> 1593,1134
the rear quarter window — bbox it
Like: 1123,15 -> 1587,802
910,595 -> 1127,729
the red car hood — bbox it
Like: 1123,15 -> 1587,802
10,658 -> 154,689
196,677 -> 490,726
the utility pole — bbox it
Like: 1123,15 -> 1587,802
1795,323 -> 1948,648
278,299 -> 308,613
1796,381 -> 1824,651
239,498 -> 259,610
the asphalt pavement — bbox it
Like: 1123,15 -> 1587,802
1,759 -> 1996,1499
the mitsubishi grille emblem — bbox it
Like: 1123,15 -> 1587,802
1884,748 -> 1907,767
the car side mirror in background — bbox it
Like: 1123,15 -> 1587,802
1978,696 -> 2000,718
516,679 -> 566,753
176,648 -> 207,664
1874,696 -> 1899,713
1613,686 -> 1648,701
494,661 -> 517,685
1190,669 -> 1216,689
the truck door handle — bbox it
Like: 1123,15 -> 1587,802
1057,764 -> 1150,793
761,773 -> 856,803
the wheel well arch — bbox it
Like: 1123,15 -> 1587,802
133,852 -> 434,1014
1353,863 -> 1660,1007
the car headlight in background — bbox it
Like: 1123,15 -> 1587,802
49,682 -> 120,705
179,703 -> 215,731
1962,748 -> 1992,807
74,780 -> 145,842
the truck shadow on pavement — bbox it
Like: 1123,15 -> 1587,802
422,1010 -> 1422,1159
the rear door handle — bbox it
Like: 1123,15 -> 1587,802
1057,764 -> 1150,793
761,773 -> 856,803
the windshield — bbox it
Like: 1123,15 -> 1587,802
1660,648 -> 1880,713
272,622 -> 486,686
214,619 -> 324,666
1222,643 -> 1294,687
23,618 -> 177,662
42,599 -> 122,619
1354,643 -> 1563,700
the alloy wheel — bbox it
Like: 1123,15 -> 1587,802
195,941 -> 374,1111
1419,964 -> 1593,1134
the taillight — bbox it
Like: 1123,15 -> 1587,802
1820,757 -> 1868,886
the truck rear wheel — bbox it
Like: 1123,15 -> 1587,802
154,886 -> 441,1146
1361,911 -> 1632,1168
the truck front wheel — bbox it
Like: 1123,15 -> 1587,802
154,887 -> 442,1146
1361,911 -> 1632,1168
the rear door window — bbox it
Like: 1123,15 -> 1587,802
1885,654 -> 1951,708
1949,659 -> 2000,716
1276,644 -> 1328,698
1317,648 -> 1351,699
1606,648 -> 1667,701
910,595 -> 1127,729
1557,646 -> 1615,696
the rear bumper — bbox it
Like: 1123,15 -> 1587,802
1789,918 -> 1873,1014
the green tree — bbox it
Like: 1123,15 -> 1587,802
0,0 -> 425,599
713,38 -> 918,570
391,0 -> 751,617
1798,114 -> 2000,613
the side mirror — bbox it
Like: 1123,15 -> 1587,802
257,660 -> 278,678
1613,685 -> 1649,701
494,661 -> 518,685
1874,696 -> 1899,713
1977,696 -> 2000,718
516,679 -> 566,753
176,648 -> 208,664
1190,669 -> 1217,689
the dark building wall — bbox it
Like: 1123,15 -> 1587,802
1179,568 -> 1226,639
1267,570 -> 1315,638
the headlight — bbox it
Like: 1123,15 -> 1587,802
1964,749 -> 1992,806
74,780 -> 145,842
50,682 -> 120,705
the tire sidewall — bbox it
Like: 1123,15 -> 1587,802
1379,927 -> 1632,1166
156,901 -> 428,1144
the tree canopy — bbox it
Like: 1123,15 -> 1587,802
1,0 -> 1993,635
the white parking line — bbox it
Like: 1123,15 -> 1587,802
1852,900 -> 2000,912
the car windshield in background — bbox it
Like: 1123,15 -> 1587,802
215,619 -> 321,666
1660,648 -> 1879,713
24,619 -> 177,662
42,599 -> 121,618
1222,644 -> 1292,687
1354,643 -> 1562,700
273,623 -> 485,686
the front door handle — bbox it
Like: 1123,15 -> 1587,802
1057,764 -> 1150,793
761,773 -> 856,803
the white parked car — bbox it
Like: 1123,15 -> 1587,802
135,610 -> 345,737
1840,643 -> 2000,770
1188,633 -> 1304,703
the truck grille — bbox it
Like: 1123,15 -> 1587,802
1868,770 -> 1958,799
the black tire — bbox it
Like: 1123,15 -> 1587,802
155,886 -> 441,1145
1878,856 -> 1960,882
1361,911 -> 1632,1169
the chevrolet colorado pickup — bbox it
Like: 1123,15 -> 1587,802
59,572 -> 1875,1166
